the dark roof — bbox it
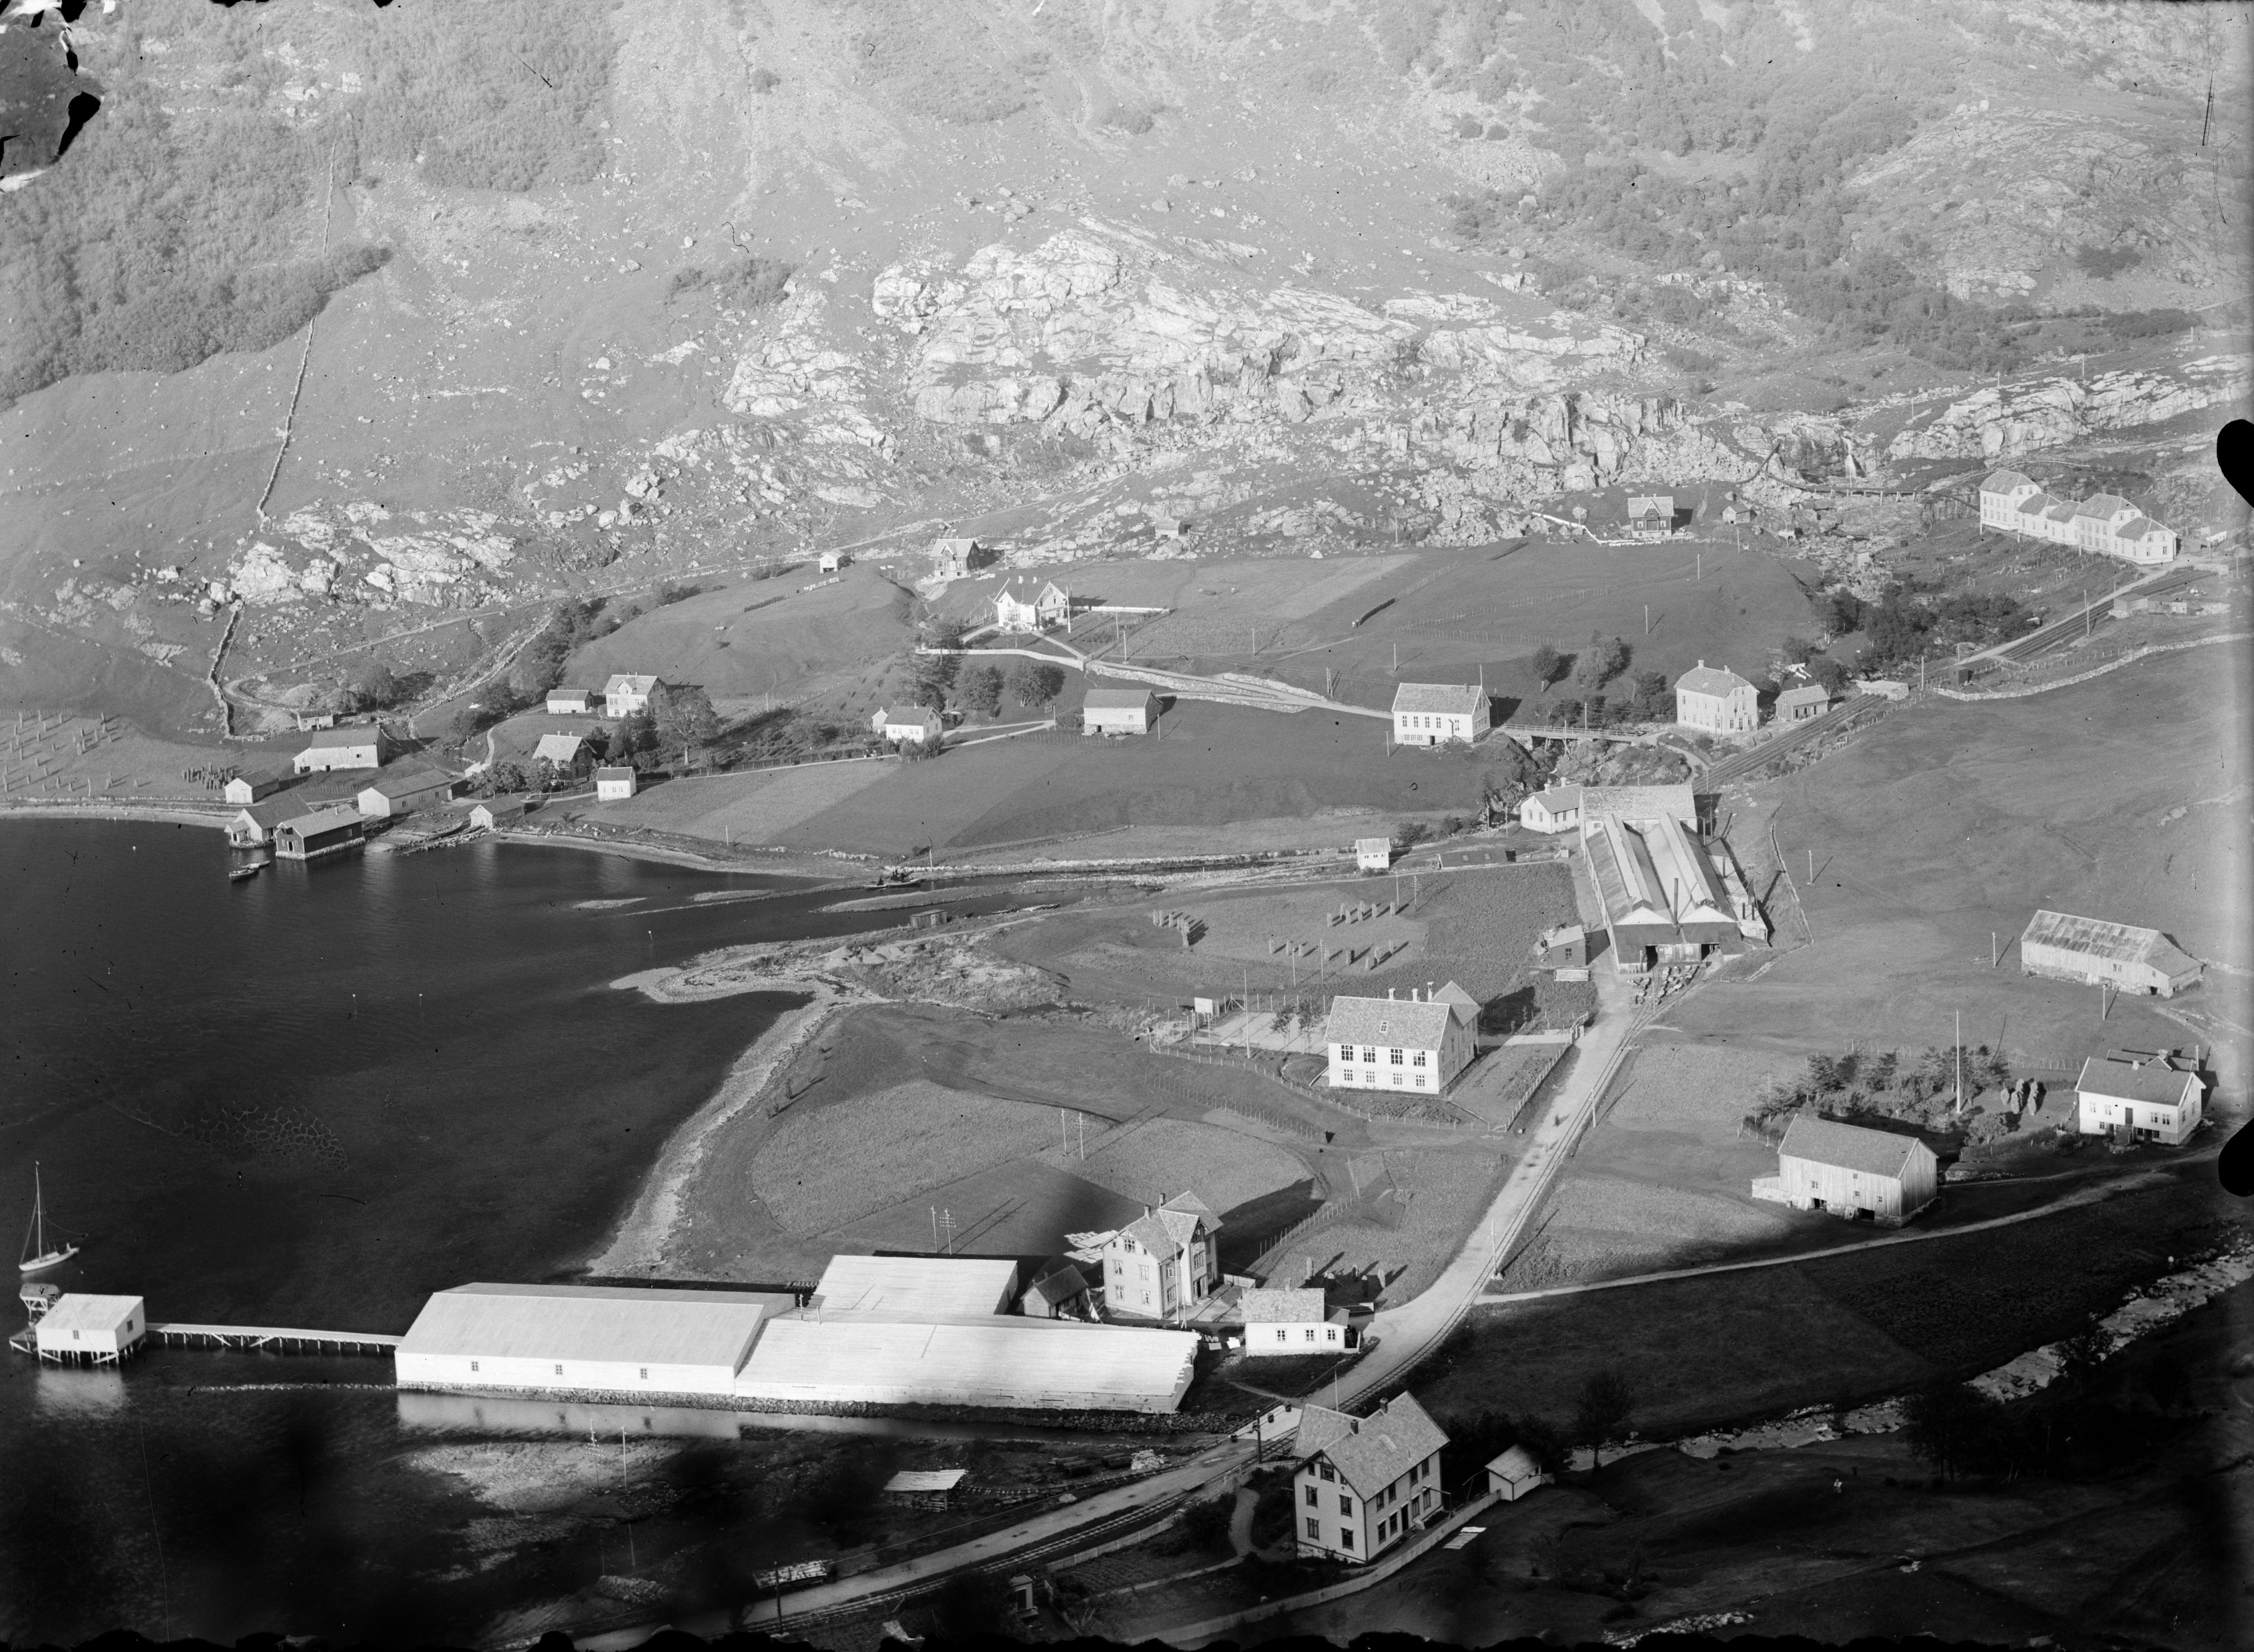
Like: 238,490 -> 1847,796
279,804 -> 365,835
1777,1114 -> 1932,1180
1023,1258 -> 1089,1307
2021,910 -> 2199,976
1327,994 -> 1454,1049
1240,1287 -> 1325,1324
362,766 -> 452,798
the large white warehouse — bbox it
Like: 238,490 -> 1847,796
395,1283 -> 796,1398
734,1311 -> 1199,1413
810,1254 -> 1019,1318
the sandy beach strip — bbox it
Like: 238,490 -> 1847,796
495,826 -> 856,882
589,960 -> 882,1273
0,802 -> 237,831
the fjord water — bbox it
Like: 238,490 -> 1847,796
0,820 -> 891,1643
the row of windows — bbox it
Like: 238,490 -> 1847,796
1400,714 -> 1461,729
465,1362 -> 653,1380
1305,1516 -> 1356,1549
1335,1046 -> 1427,1065
1273,1326 -> 1341,1342
1341,1069 -> 1429,1087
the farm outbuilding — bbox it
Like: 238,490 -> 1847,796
594,767 -> 638,802
1390,682 -> 1490,747
1326,985 -> 1476,1095
546,689 -> 596,714
1758,1115 -> 1938,1226
1082,688 -> 1159,736
274,805 -> 367,860
357,767 -> 456,819
228,797 -> 299,848
732,1313 -> 1199,1413
2019,910 -> 2202,997
2074,1054 -> 2204,1146
1356,836 -> 1393,872
1485,1444 -> 1551,1501
293,725 -> 396,774
224,769 -> 286,805
1019,1258 -> 1094,1320
470,797 -> 532,830
1293,1394 -> 1450,1564
33,1294 -> 147,1365
813,1255 -> 1019,1318
394,1282 -> 794,1398
881,1469 -> 967,1508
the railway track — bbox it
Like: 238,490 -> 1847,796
1703,696 -> 1888,787
1993,565 -> 2206,664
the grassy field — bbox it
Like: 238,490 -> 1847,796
1423,1172 -> 2234,1438
1267,1147 -> 1508,1305
1032,1115 -> 1308,1213
1687,640 -> 2252,1109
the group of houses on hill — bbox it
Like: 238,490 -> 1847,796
1978,473 -> 2180,563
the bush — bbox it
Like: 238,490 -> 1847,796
2074,243 -> 2142,278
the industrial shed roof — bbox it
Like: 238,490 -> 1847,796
1777,1115 -> 1932,1180
399,1283 -> 791,1369
1580,783 -> 1696,825
1390,682 -> 1484,717
811,1255 -> 1018,1318
2073,1057 -> 2202,1107
2020,911 -> 2199,975
736,1314 -> 1199,1411
1297,1393 -> 1449,1497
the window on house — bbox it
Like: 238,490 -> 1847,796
1276,1329 -> 1289,1342
470,1361 -> 480,1373
640,1367 -> 649,1380
1413,1050 -> 1427,1066
1319,1462 -> 1335,1481
1414,1074 -> 1426,1087
554,1364 -> 564,1376
1362,1047 -> 1376,1063
1390,1048 -> 1403,1064
1306,1328 -> 1317,1340
1327,1327 -> 1338,1341
1305,1485 -> 1317,1507
1341,1527 -> 1355,1549
1338,1495 -> 1354,1516
1306,1517 -> 1320,1540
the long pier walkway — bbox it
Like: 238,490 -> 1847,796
149,1322 -> 400,1355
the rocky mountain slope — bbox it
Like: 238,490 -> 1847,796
0,0 -> 2246,732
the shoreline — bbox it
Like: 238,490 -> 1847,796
584,974 -> 870,1275
496,827 -> 858,883
0,802 -> 236,831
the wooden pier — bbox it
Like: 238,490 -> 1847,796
148,1322 -> 401,1356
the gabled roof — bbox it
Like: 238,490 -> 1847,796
362,766 -> 452,799
2042,499 -> 2080,523
1297,1394 -> 1449,1498
2020,910 -> 2199,975
234,798 -> 299,828
604,673 -> 659,695
533,734 -> 588,763
2073,1056 -> 2203,1107
1326,993 -> 1455,1049
882,707 -> 943,732
1675,663 -> 1753,698
1487,1443 -> 1545,1483
547,687 -> 594,701
1581,784 -> 1695,826
594,766 -> 636,782
2115,517 -> 2165,539
2018,491 -> 2065,517
1524,786 -> 1583,813
1122,1192 -> 1219,1260
1775,684 -> 1833,710
1023,1258 -> 1089,1307
2073,494 -> 2135,521
1240,1287 -> 1326,1324
1084,687 -> 1157,709
1777,1114 -> 1932,1180
1980,470 -> 2034,492
299,726 -> 385,750
280,804 -> 366,834
1391,682 -> 1484,717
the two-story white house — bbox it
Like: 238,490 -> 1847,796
1293,1394 -> 1450,1564
2111,516 -> 2180,563
1390,682 -> 1490,747
995,578 -> 1070,633
1674,663 -> 1758,735
604,674 -> 663,717
1978,470 -> 2040,529
2074,1054 -> 2204,1147
1099,1192 -> 1221,1321
1325,985 -> 1477,1095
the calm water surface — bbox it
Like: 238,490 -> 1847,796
0,820 -> 973,1643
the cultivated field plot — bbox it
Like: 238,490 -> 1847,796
1173,885 -> 1428,971
1435,1178 -> 2227,1437
601,760 -> 893,844
1495,1174 -> 1798,1292
778,700 -> 1487,859
1602,1041 -> 1802,1133
1413,863 -> 1582,1003
1035,1115 -> 1311,1213
750,1080 -> 1061,1233
1275,1148 -> 1506,1304
1682,642 -> 2247,1068
839,1158 -> 1147,1262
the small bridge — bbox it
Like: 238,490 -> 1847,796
149,1322 -> 401,1356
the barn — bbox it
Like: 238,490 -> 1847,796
1082,688 -> 1158,736
1759,1115 -> 1938,1226
224,768 -> 287,805
394,1282 -> 794,1398
293,726 -> 396,774
546,689 -> 596,714
273,805 -> 367,860
471,797 -> 532,830
2074,1054 -> 2205,1146
357,767 -> 457,818
2019,910 -> 2203,997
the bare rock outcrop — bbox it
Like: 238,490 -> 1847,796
1888,358 -> 2252,462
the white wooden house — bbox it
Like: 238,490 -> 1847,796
1325,986 -> 1476,1095
1100,1193 -> 1221,1321
2074,1054 -> 2204,1147
224,768 -> 286,805
2019,909 -> 2202,997
1390,682 -> 1489,747
1485,1444 -> 1551,1501
1518,786 -> 1582,834
995,578 -> 1070,633
1754,1114 -> 1938,1226
33,1294 -> 147,1365
1356,837 -> 1393,872
294,725 -> 396,774
357,767 -> 456,818
873,706 -> 943,745
1082,688 -> 1157,735
603,675 -> 662,717
819,550 -> 848,573
1773,683 -> 1833,723
546,689 -> 596,715
594,766 -> 638,801
2111,517 -> 2179,563
1978,470 -> 2039,529
1674,662 -> 1757,735
1626,494 -> 1676,540
1240,1287 -> 1356,1356
1292,1395 -> 1449,1564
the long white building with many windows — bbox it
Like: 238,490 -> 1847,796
1325,984 -> 1477,1095
1978,472 -> 2179,563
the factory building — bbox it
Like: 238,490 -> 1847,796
394,1283 -> 794,1399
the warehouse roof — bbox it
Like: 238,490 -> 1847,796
1777,1115 -> 1931,1180
1297,1393 -> 1449,1498
399,1283 -> 791,1369
1083,688 -> 1157,709
812,1255 -> 1018,1318
1390,682 -> 1484,717
2073,1056 -> 2203,1107
736,1314 -> 1199,1411
362,766 -> 452,800
280,804 -> 366,835
1239,1287 -> 1326,1324
1581,783 -> 1696,825
2021,910 -> 2199,975
1675,662 -> 1753,698
1327,993 -> 1454,1049
38,1294 -> 142,1334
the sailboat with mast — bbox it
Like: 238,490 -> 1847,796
20,1164 -> 80,1274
